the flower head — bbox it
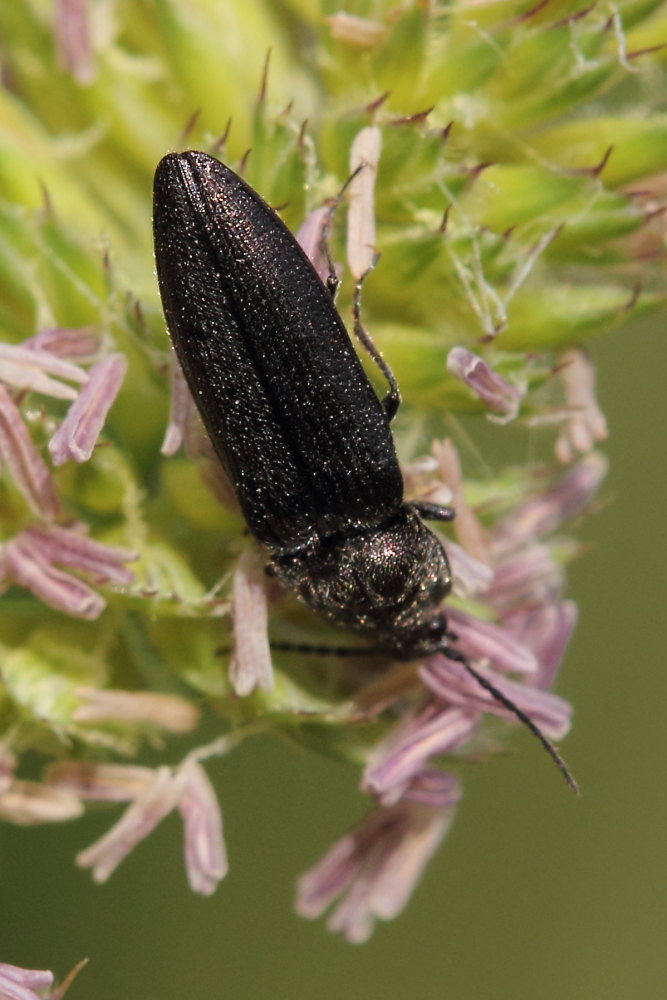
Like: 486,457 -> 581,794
0,0 -> 662,949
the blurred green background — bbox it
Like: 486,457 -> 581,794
1,312 -> 665,1000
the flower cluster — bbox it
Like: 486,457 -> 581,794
291,444 -> 604,940
0,330 -> 135,618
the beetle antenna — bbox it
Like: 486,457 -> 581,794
441,646 -> 579,795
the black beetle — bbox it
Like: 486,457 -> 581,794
153,151 -> 575,790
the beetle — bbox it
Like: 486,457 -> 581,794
153,150 -> 575,790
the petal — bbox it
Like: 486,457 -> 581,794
484,543 -> 563,612
403,451 -> 453,513
555,348 -> 608,463
44,761 -> 156,801
295,206 -> 331,283
49,353 -> 127,465
3,534 -> 105,619
446,538 -> 494,598
347,126 -> 382,279
53,0 -> 95,85
73,688 -> 199,732
177,759 -> 228,895
228,547 -> 273,695
432,438 -> 490,562
445,606 -> 538,674
363,703 -> 476,805
356,802 -> 453,925
161,356 -> 195,457
0,747 -> 16,796
76,766 -> 182,882
421,655 -> 572,739
23,326 -> 100,360
21,524 -> 136,585
402,769 -> 462,808
0,781 -> 83,825
297,778 -> 458,943
297,828 -> 362,919
326,13 -> 387,48
492,453 -> 607,551
447,347 -> 522,420
0,342 -> 86,399
0,385 -> 61,519
0,963 -> 54,1000
504,601 -> 578,691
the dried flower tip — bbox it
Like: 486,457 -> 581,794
326,12 -> 387,48
49,353 -> 127,465
73,688 -> 200,732
229,547 -> 274,695
555,348 -> 608,463
347,126 -> 382,280
0,385 -> 62,520
44,761 -> 156,801
447,347 -> 523,422
0,780 -> 83,825
49,958 -> 88,1000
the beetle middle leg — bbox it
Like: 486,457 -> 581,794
318,163 -> 401,421
352,263 -> 401,422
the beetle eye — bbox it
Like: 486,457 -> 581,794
366,559 -> 409,599
358,533 -> 418,601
